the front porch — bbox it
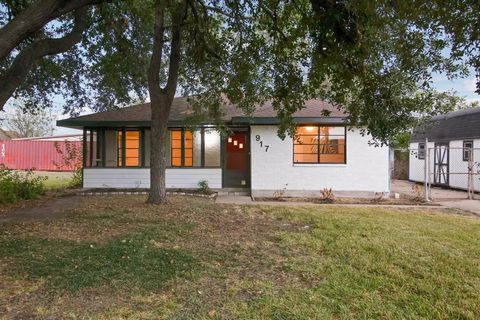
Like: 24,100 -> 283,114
81,126 -> 250,190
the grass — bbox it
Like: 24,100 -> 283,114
33,171 -> 75,190
1,196 -> 479,319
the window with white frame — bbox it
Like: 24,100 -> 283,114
463,140 -> 473,161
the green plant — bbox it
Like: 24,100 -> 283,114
0,167 -> 46,204
197,180 -> 210,194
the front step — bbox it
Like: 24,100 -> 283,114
215,188 -> 251,196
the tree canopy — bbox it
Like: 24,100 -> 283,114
1,0 -> 479,141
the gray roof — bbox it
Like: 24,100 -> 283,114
411,107 -> 480,142
57,96 -> 347,129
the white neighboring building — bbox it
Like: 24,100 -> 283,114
58,97 -> 390,197
409,108 -> 480,192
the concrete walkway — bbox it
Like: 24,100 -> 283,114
391,180 -> 480,215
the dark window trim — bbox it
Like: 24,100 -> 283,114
169,127 -> 220,168
83,126 -> 221,169
293,125 -> 347,165
463,140 -> 473,162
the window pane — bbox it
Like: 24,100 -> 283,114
171,131 -> 181,139
171,139 -> 182,148
193,130 -> 202,167
204,129 -> 220,166
320,143 -> 345,153
172,157 -> 181,166
294,144 -> 318,154
320,153 -> 345,163
294,154 -> 318,163
117,130 -> 140,167
293,125 -> 346,164
294,135 -> 318,145
296,126 -> 318,135
126,158 -> 139,166
85,129 -> 106,168
320,126 -> 344,136
105,130 -> 117,167
126,149 -> 139,157
172,149 -> 181,157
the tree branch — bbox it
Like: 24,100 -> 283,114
0,0 -> 103,61
0,7 -> 89,109
165,0 -> 188,97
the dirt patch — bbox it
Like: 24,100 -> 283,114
0,194 -> 84,223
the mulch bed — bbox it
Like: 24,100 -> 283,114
254,197 -> 439,206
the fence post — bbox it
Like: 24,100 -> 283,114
468,147 -> 473,200
424,138 -> 429,202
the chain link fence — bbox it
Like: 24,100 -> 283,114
392,143 -> 480,200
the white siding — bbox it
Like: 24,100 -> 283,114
408,139 -> 480,192
445,139 -> 480,192
250,126 -> 390,197
408,141 -> 435,183
83,168 -> 222,189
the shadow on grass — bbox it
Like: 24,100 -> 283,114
0,229 -> 198,293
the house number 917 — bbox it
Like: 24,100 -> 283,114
255,135 -> 269,152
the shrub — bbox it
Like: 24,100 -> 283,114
320,188 -> 335,203
197,180 -> 211,194
54,140 -> 83,188
0,167 -> 46,204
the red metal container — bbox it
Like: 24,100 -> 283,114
0,140 -> 82,171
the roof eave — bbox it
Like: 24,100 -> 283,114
57,116 -> 348,129
231,116 -> 348,125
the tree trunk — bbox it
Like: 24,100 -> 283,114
147,94 -> 171,204
146,0 -> 186,204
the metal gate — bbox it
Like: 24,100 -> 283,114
433,143 -> 449,185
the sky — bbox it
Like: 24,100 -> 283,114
1,73 -> 479,137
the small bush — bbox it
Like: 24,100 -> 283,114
197,180 -> 211,194
0,167 -> 46,204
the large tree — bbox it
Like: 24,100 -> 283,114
5,102 -> 55,138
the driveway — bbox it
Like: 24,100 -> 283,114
391,180 -> 480,215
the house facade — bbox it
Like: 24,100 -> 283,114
58,98 -> 390,197
409,107 -> 480,192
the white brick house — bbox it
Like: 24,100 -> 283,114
58,97 -> 390,197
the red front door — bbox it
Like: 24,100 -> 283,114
224,131 -> 249,187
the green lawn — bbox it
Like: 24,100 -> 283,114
35,171 -> 75,189
1,196 -> 479,319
